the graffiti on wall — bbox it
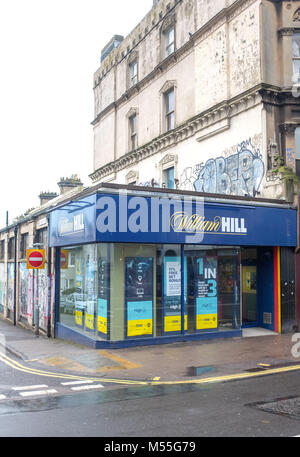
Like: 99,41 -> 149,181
180,136 -> 265,197
7,263 -> 14,311
0,264 -> 6,313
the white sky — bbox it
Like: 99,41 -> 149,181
0,0 -> 153,228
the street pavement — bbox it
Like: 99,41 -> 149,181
0,316 -> 300,385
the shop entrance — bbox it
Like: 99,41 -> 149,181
241,248 -> 258,328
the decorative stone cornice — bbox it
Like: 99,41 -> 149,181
293,7 -> 300,23
279,122 -> 299,134
89,87 -> 263,183
92,0 -> 258,126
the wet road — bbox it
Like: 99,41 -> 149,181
1,352 -> 300,437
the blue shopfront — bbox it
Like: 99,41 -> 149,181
49,189 -> 297,348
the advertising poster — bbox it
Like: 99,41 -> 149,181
125,257 -> 153,338
85,253 -> 96,332
195,256 -> 218,330
97,258 -> 110,337
163,257 -> 187,333
74,258 -> 84,329
0,263 -> 6,314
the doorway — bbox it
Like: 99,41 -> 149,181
241,248 -> 258,328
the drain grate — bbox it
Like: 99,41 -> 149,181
249,396 -> 300,420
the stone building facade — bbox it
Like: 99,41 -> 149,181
90,0 -> 300,203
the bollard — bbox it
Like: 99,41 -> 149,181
34,307 -> 39,337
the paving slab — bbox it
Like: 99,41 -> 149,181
0,317 -> 299,383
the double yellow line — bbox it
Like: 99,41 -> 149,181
1,351 -> 300,387
0,352 -> 147,386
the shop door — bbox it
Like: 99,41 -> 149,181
241,248 -> 258,327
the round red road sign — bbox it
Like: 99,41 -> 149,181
28,250 -> 44,268
60,251 -> 67,267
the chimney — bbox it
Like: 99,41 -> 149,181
39,192 -> 58,206
57,175 -> 83,195
101,35 -> 124,63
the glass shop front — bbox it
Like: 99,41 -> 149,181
49,191 -> 297,348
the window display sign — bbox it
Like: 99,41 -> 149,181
97,258 -> 110,337
195,256 -> 218,330
125,257 -> 153,338
85,255 -> 96,332
163,257 -> 187,333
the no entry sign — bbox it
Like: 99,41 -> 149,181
27,249 -> 45,270
60,250 -> 69,269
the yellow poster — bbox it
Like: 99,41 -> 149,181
85,313 -> 94,330
164,315 -> 187,333
97,316 -> 107,335
196,314 -> 218,330
75,309 -> 83,327
127,319 -> 152,337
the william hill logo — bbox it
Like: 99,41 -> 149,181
170,213 -> 248,234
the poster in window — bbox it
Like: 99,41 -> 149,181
85,255 -> 96,332
195,256 -> 218,330
125,257 -> 153,338
163,256 -> 187,333
97,257 -> 110,337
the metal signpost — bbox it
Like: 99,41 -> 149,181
27,245 -> 45,336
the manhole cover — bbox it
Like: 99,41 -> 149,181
249,396 -> 300,420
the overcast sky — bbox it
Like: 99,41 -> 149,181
0,0 -> 153,228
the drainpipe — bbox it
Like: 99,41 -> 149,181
46,213 -> 51,338
13,225 -> 18,326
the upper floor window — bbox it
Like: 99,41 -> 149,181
165,26 -> 175,57
8,237 -> 15,260
160,13 -> 176,60
129,114 -> 137,151
293,34 -> 300,83
20,233 -> 28,259
0,240 -> 4,260
165,89 -> 175,131
129,60 -> 138,87
164,167 -> 175,189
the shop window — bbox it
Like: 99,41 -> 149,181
59,242 -> 241,343
296,126 -> 300,177
293,34 -> 300,84
184,246 -> 241,333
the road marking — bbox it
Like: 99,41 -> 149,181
2,351 -> 300,388
98,350 -> 142,370
71,384 -> 104,391
61,380 -> 94,386
0,395 -> 6,400
19,389 -> 57,398
12,385 -> 48,391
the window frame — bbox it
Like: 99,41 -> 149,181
164,88 -> 175,132
129,60 -> 138,87
165,26 -> 175,57
292,33 -> 300,84
129,113 -> 137,151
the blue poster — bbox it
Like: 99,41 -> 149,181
195,256 -> 218,330
125,257 -> 153,338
